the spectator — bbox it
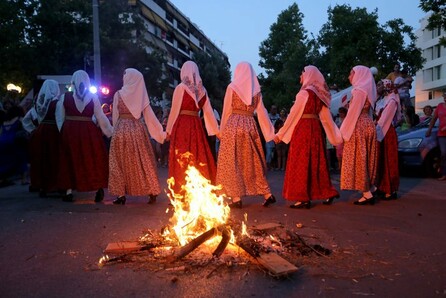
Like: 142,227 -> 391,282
274,108 -> 289,171
420,105 -> 433,123
426,91 -> 446,181
394,68 -> 413,108
266,105 -> 280,170
385,63 -> 402,82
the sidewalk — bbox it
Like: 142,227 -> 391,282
0,168 -> 445,297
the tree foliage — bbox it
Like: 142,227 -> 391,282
193,50 -> 231,112
259,3 -> 424,110
318,5 -> 423,89
419,0 -> 446,45
0,0 -> 168,102
258,3 -> 310,110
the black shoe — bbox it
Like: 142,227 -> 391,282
229,200 -> 242,209
62,193 -> 74,202
95,188 -> 104,202
290,201 -> 311,209
322,194 -> 340,205
382,192 -> 398,201
353,196 -> 375,205
148,195 -> 157,204
262,195 -> 276,207
113,196 -> 126,205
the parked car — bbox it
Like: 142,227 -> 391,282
397,118 -> 440,177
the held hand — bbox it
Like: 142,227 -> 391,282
274,135 -> 281,144
165,133 -> 170,142
425,130 -> 431,137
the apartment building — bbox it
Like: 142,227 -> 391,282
130,0 -> 229,101
415,14 -> 446,110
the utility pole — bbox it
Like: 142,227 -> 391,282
92,0 -> 101,86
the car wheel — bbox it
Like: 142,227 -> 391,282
423,147 -> 441,178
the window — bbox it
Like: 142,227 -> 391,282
428,91 -> 433,100
432,27 -> 442,38
434,65 -> 442,80
166,12 -> 174,24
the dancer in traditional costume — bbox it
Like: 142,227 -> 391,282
216,62 -> 276,208
165,61 -> 219,194
374,79 -> 401,200
56,70 -> 113,202
22,79 -> 61,197
108,68 -> 165,205
340,66 -> 378,205
275,65 -> 342,209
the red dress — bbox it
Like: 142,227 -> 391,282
58,92 -> 108,192
283,90 -> 339,201
168,92 -> 216,192
29,101 -> 60,192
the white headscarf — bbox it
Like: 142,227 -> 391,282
299,65 -> 331,106
180,61 -> 206,107
71,70 -> 95,108
36,79 -> 60,122
117,68 -> 150,119
228,62 -> 260,105
381,78 -> 402,122
351,65 -> 377,107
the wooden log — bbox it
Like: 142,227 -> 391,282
104,241 -> 157,254
236,235 -> 298,276
212,226 -> 231,257
257,252 -> 298,276
174,227 -> 217,260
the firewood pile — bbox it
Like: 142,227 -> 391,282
99,220 -> 331,278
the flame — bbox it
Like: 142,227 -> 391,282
166,164 -> 230,246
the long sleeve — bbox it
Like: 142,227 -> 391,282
255,95 -> 275,142
93,97 -> 113,138
55,95 -> 65,132
376,99 -> 397,142
112,92 -> 119,128
340,90 -> 366,142
22,108 -> 38,133
276,91 -> 308,144
219,86 -> 233,132
165,86 -> 183,134
143,105 -> 166,144
319,105 -> 343,146
202,96 -> 219,136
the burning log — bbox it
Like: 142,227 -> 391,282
212,226 -> 231,258
174,227 -> 217,260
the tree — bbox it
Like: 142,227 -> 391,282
0,0 -> 169,102
258,3 -> 310,110
419,0 -> 446,46
193,50 -> 231,112
318,4 -> 423,88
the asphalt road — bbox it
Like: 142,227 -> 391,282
0,168 -> 445,297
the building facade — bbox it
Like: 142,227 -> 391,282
130,0 -> 229,102
415,14 -> 446,110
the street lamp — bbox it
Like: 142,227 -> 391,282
6,83 -> 22,93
